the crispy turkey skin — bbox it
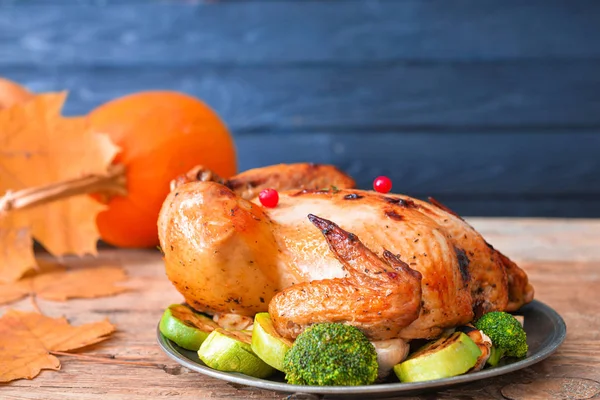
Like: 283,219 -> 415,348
158,164 -> 534,340
269,214 -> 423,340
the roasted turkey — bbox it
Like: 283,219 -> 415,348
158,163 -> 533,341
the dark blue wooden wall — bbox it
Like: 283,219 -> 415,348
2,0 -> 599,217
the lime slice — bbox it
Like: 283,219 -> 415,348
159,304 -> 219,351
394,332 -> 481,382
251,312 -> 293,371
198,329 -> 275,378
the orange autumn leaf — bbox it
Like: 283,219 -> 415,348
0,77 -> 33,109
0,309 -> 115,382
0,260 -> 65,304
0,212 -> 36,283
32,266 -> 128,301
0,260 -> 66,304
0,92 -> 119,283
0,263 -> 128,305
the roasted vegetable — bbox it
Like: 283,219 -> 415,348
474,311 -> 528,366
251,313 -> 293,372
159,304 -> 219,350
394,332 -> 481,382
371,338 -> 410,379
283,323 -> 378,386
198,329 -> 275,378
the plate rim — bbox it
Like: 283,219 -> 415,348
156,299 -> 566,395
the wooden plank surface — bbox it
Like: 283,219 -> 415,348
235,132 -> 600,217
4,62 -> 600,128
1,218 -> 599,399
237,132 -> 600,196
2,0 -> 600,65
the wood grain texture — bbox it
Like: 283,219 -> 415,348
4,62 -> 600,128
321,132 -> 600,195
422,199 -> 600,219
501,377 -> 600,400
1,219 -> 599,399
2,0 -> 600,65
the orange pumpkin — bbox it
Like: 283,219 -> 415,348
0,77 -> 33,109
89,91 -> 237,248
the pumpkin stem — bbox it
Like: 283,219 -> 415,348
0,163 -> 127,214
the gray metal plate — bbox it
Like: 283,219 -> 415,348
157,299 -> 566,398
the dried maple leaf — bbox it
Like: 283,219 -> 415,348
0,92 -> 119,283
0,309 -> 115,382
0,211 -> 35,283
0,262 -> 127,305
34,265 -> 128,301
0,259 -> 66,304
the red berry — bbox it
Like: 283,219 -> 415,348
373,176 -> 392,193
259,188 -> 279,208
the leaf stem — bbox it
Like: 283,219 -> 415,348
0,164 -> 127,214
49,351 -> 163,368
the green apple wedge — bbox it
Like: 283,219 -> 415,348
251,313 -> 293,371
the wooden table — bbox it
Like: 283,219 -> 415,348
2,218 -> 600,400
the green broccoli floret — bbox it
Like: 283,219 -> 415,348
282,323 -> 378,386
474,311 -> 528,366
